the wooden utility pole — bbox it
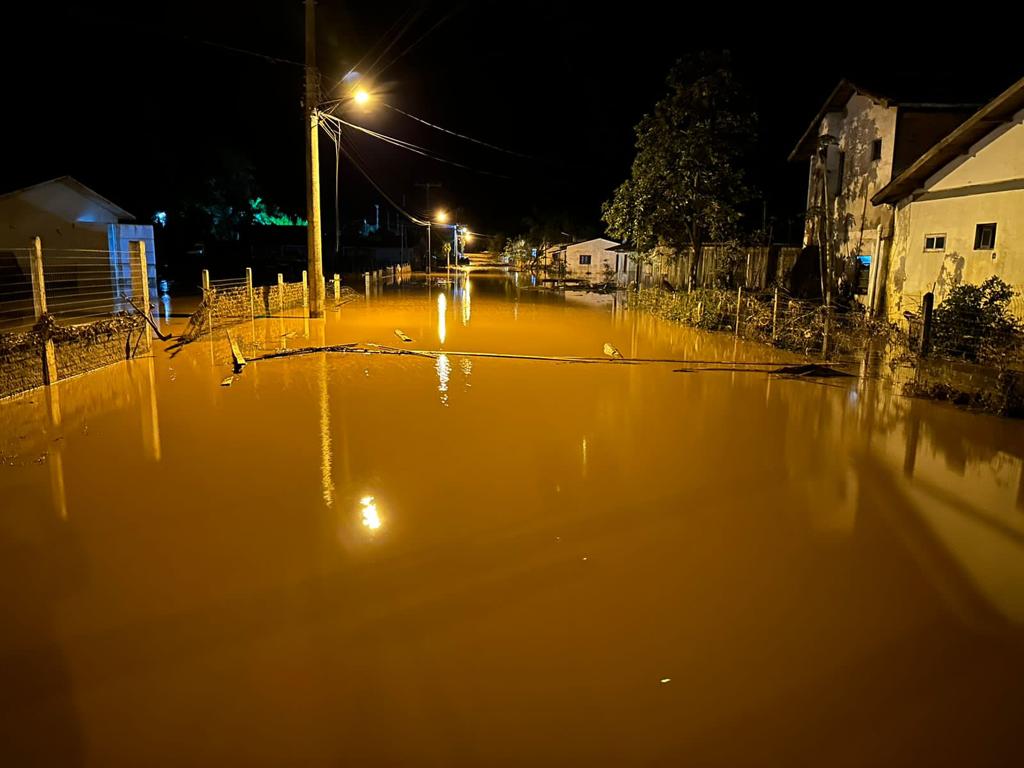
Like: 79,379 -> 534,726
305,0 -> 325,317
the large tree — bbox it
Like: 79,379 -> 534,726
603,52 -> 755,289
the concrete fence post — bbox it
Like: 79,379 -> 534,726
364,272 -> 371,298
302,270 -> 309,309
921,292 -> 934,358
201,269 -> 210,294
246,267 -> 254,320
278,273 -> 285,313
333,273 -> 340,301
734,286 -> 743,338
132,241 -> 152,350
771,287 -> 779,342
30,236 -> 58,385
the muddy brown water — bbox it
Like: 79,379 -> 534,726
2,270 -> 1023,766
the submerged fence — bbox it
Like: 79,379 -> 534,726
0,237 -> 154,398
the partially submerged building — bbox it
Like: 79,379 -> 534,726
0,176 -> 158,309
790,80 -> 979,300
871,76 -> 1024,320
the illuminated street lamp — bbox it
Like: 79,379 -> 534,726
436,210 -> 449,224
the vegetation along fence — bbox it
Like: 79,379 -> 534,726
0,237 -> 155,399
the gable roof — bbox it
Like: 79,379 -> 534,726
789,78 -> 982,162
872,75 -> 1024,205
0,176 -> 135,220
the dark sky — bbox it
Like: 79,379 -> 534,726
2,2 -> 1020,245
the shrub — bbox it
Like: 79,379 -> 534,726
931,277 -> 1022,362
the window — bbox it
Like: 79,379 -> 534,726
871,139 -> 883,161
835,151 -> 846,196
578,254 -> 592,265
974,223 -> 997,250
924,234 -> 946,252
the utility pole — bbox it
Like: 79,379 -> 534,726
304,0 -> 325,317
415,182 -> 441,275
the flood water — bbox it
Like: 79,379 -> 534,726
2,268 -> 1024,766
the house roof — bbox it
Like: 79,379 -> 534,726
872,75 -> 1024,205
0,176 -> 135,220
789,78 -> 983,162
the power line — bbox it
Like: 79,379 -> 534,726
382,103 -> 533,158
320,112 -> 512,179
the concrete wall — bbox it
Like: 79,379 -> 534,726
885,110 -> 1024,321
809,94 -> 899,260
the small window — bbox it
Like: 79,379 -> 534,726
974,223 -> 997,250
578,254 -> 591,265
924,234 -> 946,252
871,139 -> 883,161
835,151 -> 846,195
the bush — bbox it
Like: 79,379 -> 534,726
931,277 -> 1022,362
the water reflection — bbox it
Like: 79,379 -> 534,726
435,353 -> 450,406
461,274 -> 471,326
437,292 -> 447,345
359,495 -> 381,530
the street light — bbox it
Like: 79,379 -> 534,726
436,210 -> 449,224
353,88 -> 371,106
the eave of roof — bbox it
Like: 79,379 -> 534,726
871,75 -> 1024,205
0,175 -> 135,220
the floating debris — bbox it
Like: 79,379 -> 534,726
220,376 -> 234,387
394,329 -> 414,343
603,342 -> 624,359
770,364 -> 853,378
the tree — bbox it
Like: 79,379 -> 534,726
602,52 -> 755,290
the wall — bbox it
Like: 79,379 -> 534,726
0,195 -> 112,253
808,94 -> 898,261
885,110 -> 1024,321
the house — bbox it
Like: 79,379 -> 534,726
871,75 -> 1024,321
548,238 -> 628,284
0,176 -> 158,307
790,80 -> 979,298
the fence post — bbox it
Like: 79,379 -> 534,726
734,286 -> 743,337
822,305 -> 831,358
201,269 -> 210,294
771,287 -> 779,342
333,273 -> 340,302
364,271 -> 371,298
921,292 -> 934,357
278,273 -> 285,313
132,241 -> 152,350
30,236 -> 58,385
301,270 -> 309,309
246,267 -> 254,319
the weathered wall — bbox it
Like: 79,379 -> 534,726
810,94 -> 898,260
885,111 -> 1024,321
0,320 -> 150,399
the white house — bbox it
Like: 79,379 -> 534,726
548,237 -> 628,284
871,76 -> 1024,321
0,176 -> 158,308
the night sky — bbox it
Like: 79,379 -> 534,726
2,2 -> 1020,246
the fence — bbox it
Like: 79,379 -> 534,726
0,237 -> 154,398
637,244 -> 803,292
630,284 -> 894,358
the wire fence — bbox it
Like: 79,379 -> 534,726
0,242 -> 155,398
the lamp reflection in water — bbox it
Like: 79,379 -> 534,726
437,292 -> 447,344
360,495 -> 382,530
436,354 -> 451,406
461,275 -> 471,325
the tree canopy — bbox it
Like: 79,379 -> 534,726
602,52 -> 755,286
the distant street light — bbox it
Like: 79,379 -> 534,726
436,210 -> 449,224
